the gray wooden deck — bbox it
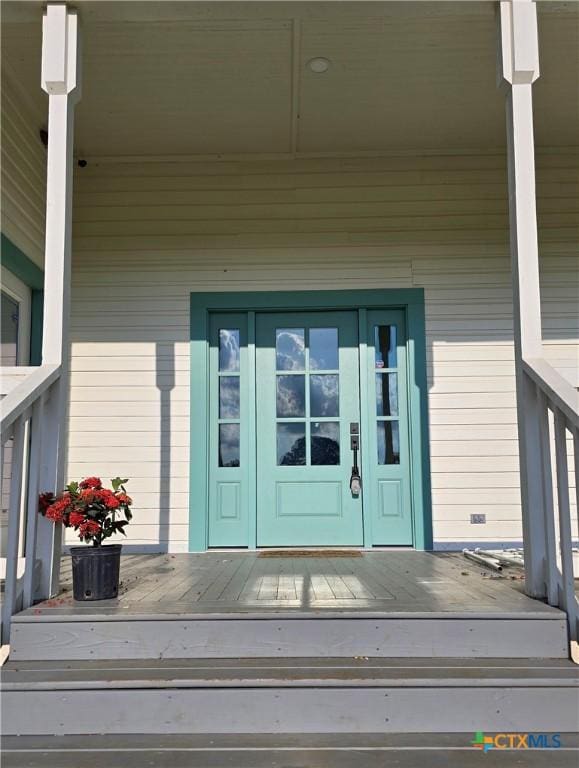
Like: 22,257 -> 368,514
28,551 -> 555,617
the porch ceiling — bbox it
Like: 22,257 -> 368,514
2,1 -> 578,158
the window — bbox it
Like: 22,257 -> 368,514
276,327 -> 340,466
374,325 -> 400,464
1,291 -> 19,366
218,329 -> 241,467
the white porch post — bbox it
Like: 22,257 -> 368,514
499,0 -> 546,598
36,4 -> 81,598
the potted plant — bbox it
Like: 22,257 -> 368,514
39,476 -> 133,601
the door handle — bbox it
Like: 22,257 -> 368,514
350,427 -> 361,496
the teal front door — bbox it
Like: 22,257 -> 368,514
256,312 -> 363,546
206,304 -> 416,548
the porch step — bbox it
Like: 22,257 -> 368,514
5,733 -> 577,768
9,608 -> 569,661
2,658 -> 578,736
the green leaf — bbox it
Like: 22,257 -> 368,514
67,481 -> 79,494
111,477 -> 129,492
125,509 -> 132,521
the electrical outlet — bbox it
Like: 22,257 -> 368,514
470,514 -> 486,525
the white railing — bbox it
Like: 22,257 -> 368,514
0,364 -> 61,644
523,357 -> 579,642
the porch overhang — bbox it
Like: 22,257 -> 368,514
2,1 -> 577,165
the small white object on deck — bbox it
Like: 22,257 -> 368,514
462,549 -> 503,572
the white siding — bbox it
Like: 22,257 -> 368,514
1,68 -> 46,267
67,153 -> 578,550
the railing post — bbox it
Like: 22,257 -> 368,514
537,390 -> 558,605
553,410 -> 578,642
35,4 -> 81,600
574,428 -> 579,542
498,0 -> 546,598
22,394 -> 45,608
1,414 -> 26,644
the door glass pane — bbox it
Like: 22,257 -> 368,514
311,422 -> 340,465
277,423 -> 306,465
276,328 -> 305,371
1,291 -> 19,366
310,374 -> 339,417
219,377 -> 240,418
277,375 -> 306,417
375,374 -> 399,417
374,325 -> 397,369
219,424 -> 240,467
377,421 -> 400,465
310,328 -> 338,370
219,329 -> 240,372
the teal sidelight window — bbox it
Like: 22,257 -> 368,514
208,314 -> 251,547
365,311 -> 413,545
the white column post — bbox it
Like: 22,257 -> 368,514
35,4 -> 81,599
499,0 -> 546,598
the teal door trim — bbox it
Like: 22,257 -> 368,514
357,308 -> 373,547
247,311 -> 258,549
189,289 -> 432,551
189,306 -> 210,550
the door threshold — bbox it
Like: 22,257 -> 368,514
206,547 -> 417,553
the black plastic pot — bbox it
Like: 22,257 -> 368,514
70,544 -> 122,601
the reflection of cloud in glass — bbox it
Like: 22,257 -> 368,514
377,421 -> 400,465
277,423 -> 306,465
375,374 -> 398,417
310,374 -> 339,417
277,375 -> 306,417
219,329 -> 240,372
276,329 -> 305,371
310,328 -> 339,370
219,377 -> 240,418
219,423 -> 240,467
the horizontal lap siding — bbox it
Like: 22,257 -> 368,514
0,71 -> 46,267
0,75 -> 47,552
67,153 -> 578,550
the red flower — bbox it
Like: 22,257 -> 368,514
104,493 -> 120,509
69,511 -> 85,527
44,494 -> 73,523
79,477 -> 102,490
78,519 -> 101,538
80,488 -> 96,503
45,504 -> 65,523
115,492 -> 132,505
